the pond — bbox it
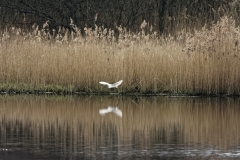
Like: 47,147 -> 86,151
0,95 -> 239,160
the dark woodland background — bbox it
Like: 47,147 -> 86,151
0,0 -> 240,35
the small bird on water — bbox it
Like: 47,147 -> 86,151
99,80 -> 123,88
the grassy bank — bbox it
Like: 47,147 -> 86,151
0,16 -> 240,95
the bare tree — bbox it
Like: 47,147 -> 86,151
0,0 -> 239,35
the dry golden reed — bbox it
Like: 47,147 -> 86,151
0,16 -> 240,95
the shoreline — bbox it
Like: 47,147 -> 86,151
0,90 -> 238,97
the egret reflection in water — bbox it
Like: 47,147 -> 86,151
99,106 -> 122,117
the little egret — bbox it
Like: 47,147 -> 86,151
99,106 -> 122,117
99,80 -> 123,88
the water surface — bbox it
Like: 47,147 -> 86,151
0,95 -> 239,159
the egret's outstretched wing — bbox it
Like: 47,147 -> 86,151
99,81 -> 110,86
112,80 -> 123,88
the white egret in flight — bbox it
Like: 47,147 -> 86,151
99,80 -> 123,88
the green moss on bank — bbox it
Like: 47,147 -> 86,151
0,83 -> 238,97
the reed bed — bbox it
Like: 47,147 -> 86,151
0,16 -> 240,95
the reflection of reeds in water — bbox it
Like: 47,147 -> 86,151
181,98 -> 240,149
0,95 -> 239,154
